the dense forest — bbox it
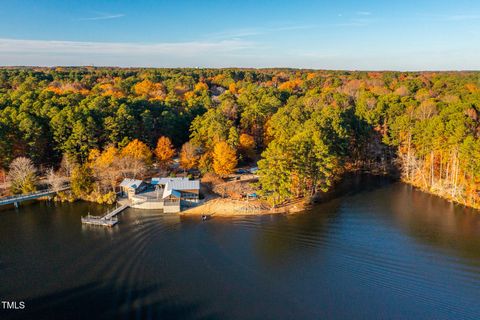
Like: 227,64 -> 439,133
0,67 -> 479,208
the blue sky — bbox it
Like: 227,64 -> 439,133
0,0 -> 479,70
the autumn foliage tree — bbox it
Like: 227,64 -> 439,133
88,145 -> 121,191
198,152 -> 213,174
155,136 -> 176,169
133,79 -> 166,100
212,141 -> 238,177
121,139 -> 152,165
179,142 -> 199,171
119,139 -> 152,178
194,82 -> 209,92
238,133 -> 256,161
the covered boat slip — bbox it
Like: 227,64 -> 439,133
129,190 -> 181,212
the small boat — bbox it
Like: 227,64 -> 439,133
202,214 -> 211,221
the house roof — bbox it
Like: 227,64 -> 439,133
164,189 -> 182,198
162,179 -> 200,199
168,179 -> 200,191
119,178 -> 143,189
151,177 -> 188,185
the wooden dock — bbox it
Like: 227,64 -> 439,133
81,203 -> 130,227
81,214 -> 119,227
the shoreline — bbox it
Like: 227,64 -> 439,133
181,173 -> 480,217
401,178 -> 480,211
180,197 -> 308,217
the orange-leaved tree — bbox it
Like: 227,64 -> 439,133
155,136 -> 175,169
133,79 -> 166,100
179,142 -> 199,171
212,141 -> 237,176
238,133 -> 256,161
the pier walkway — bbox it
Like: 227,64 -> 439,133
81,202 -> 130,227
0,186 -> 70,208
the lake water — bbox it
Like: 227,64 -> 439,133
1,175 -> 480,320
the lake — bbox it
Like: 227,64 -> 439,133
1,175 -> 480,320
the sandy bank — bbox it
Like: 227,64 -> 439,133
180,197 -> 308,217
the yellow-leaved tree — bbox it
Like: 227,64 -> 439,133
119,139 -> 152,178
93,145 -> 118,168
88,145 -> 120,191
121,139 -> 152,164
133,80 -> 166,100
212,141 -> 237,176
155,136 -> 175,169
194,82 -> 209,92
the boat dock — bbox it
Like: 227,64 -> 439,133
81,214 -> 119,227
81,203 -> 130,227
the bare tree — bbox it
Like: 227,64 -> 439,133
8,157 -> 37,194
117,156 -> 147,180
91,162 -> 120,193
46,168 -> 64,191
59,154 -> 75,178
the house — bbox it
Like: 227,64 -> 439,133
119,178 -> 147,197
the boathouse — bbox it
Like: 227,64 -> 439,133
152,177 -> 200,202
119,178 -> 147,197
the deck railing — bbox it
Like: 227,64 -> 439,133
0,185 -> 70,205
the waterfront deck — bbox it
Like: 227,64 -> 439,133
81,203 -> 130,227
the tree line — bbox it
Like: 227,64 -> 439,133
0,67 -> 479,208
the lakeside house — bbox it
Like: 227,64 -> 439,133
120,177 -> 201,212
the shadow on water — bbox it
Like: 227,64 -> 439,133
253,174 -> 395,263
2,281 -> 222,320
389,183 -> 480,264
309,173 -> 480,266
313,172 -> 396,204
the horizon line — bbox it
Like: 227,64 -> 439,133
0,65 -> 478,73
